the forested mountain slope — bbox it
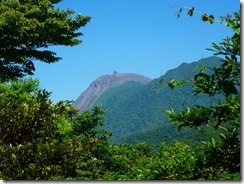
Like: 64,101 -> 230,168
73,56 -> 223,148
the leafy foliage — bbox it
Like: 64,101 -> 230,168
0,0 -> 90,82
0,79 -> 58,145
177,6 -> 216,24
165,8 -> 240,177
0,76 -> 240,180
0,2 -> 240,180
0,79 -> 110,180
166,10 -> 240,130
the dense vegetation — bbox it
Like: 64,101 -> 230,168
0,78 -> 240,180
0,0 -> 240,180
0,0 -> 90,82
91,57 -> 225,147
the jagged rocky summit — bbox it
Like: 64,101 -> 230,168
73,71 -> 152,111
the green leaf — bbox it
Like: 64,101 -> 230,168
208,15 -> 215,24
157,78 -> 164,85
177,8 -> 183,18
210,138 -> 216,148
187,7 -> 194,16
167,79 -> 186,89
201,14 -> 208,22
20,44 -> 26,48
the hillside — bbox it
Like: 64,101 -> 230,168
73,56 -> 224,148
73,71 -> 151,111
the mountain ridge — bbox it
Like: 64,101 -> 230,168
73,56 -> 223,147
73,71 -> 152,111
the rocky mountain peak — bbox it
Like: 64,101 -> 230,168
73,72 -> 151,111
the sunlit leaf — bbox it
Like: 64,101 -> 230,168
208,15 -> 215,24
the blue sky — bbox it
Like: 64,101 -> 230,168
34,0 -> 240,103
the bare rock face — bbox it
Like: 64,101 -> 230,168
73,72 -> 151,111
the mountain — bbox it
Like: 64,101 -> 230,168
73,56 -> 224,148
73,71 -> 151,111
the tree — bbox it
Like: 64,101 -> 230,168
165,8 -> 240,177
0,78 -> 73,179
0,0 -> 90,82
0,78 -> 111,180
